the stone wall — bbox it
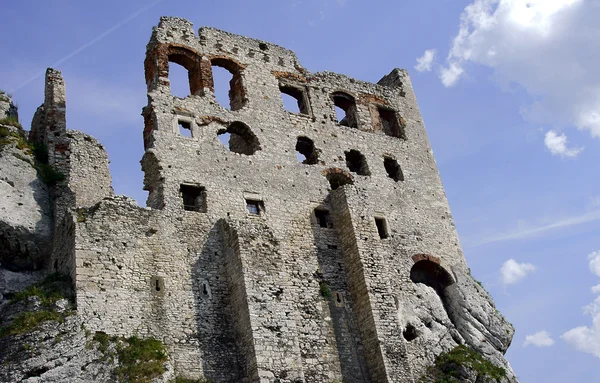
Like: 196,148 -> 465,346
52,16 -> 516,383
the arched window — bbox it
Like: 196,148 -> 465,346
217,121 -> 260,155
323,168 -> 354,190
331,91 -> 359,128
167,50 -> 202,98
410,260 -> 454,302
210,58 -> 246,111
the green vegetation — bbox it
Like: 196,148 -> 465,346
0,310 -> 64,338
0,117 -> 21,129
422,345 -> 506,383
319,281 -> 332,298
91,333 -> 169,383
10,273 -> 72,306
0,126 -> 65,185
0,273 -> 73,339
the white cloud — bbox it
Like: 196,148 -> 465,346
544,130 -> 582,157
524,331 -> 555,347
562,252 -> 600,358
439,0 -> 600,143
415,49 -> 437,73
500,259 -> 536,285
589,251 -> 600,277
562,314 -> 600,358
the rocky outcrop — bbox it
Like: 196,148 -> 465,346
0,100 -> 53,271
399,266 -> 516,382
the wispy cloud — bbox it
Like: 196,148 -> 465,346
524,331 -> 554,347
11,0 -> 164,94
469,209 -> 600,247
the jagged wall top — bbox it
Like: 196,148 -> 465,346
148,16 -> 305,74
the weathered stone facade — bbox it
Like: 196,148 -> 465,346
6,16 -> 516,383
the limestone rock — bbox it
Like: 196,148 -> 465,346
0,125 -> 52,271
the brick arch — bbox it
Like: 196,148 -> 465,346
206,56 -> 248,110
145,43 -> 204,95
322,168 -> 354,190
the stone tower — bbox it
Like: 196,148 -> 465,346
47,16 -> 516,383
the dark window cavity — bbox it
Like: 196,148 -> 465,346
325,171 -> 354,190
314,209 -> 332,228
246,199 -> 264,215
377,107 -> 405,139
345,150 -> 371,176
403,324 -> 418,342
178,120 -> 192,138
180,184 -> 207,212
374,217 -> 389,239
296,136 -> 319,165
217,121 -> 261,155
210,58 -> 246,111
332,92 -> 359,128
280,83 -> 310,115
384,157 -> 404,182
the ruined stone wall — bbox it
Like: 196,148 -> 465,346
68,16 -> 515,383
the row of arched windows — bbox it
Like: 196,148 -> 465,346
160,49 -> 406,139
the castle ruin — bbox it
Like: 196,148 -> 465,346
5,16 -> 516,383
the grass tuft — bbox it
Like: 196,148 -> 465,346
422,345 -> 506,383
0,310 -> 64,338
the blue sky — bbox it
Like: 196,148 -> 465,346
2,1 -> 600,381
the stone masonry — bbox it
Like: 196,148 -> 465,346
23,16 -> 516,383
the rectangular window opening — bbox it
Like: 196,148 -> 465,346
246,199 -> 263,215
377,107 -> 405,139
375,217 -> 389,239
280,83 -> 310,115
180,184 -> 207,212
178,120 -> 192,138
314,209 -> 331,228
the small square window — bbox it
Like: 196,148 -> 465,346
180,184 -> 207,212
374,217 -> 389,239
178,120 -> 192,137
246,199 -> 263,215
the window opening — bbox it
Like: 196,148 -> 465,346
403,324 -> 418,342
374,217 -> 389,239
314,209 -> 331,228
212,65 -> 233,109
246,199 -> 263,215
296,136 -> 319,165
203,283 -> 209,295
377,107 -> 405,139
211,58 -> 246,111
168,61 -> 191,98
179,184 -> 207,212
151,276 -> 164,295
332,92 -> 359,128
178,120 -> 192,138
345,150 -> 371,176
325,171 -> 354,190
217,121 -> 261,155
384,157 -> 404,182
280,84 -> 310,115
